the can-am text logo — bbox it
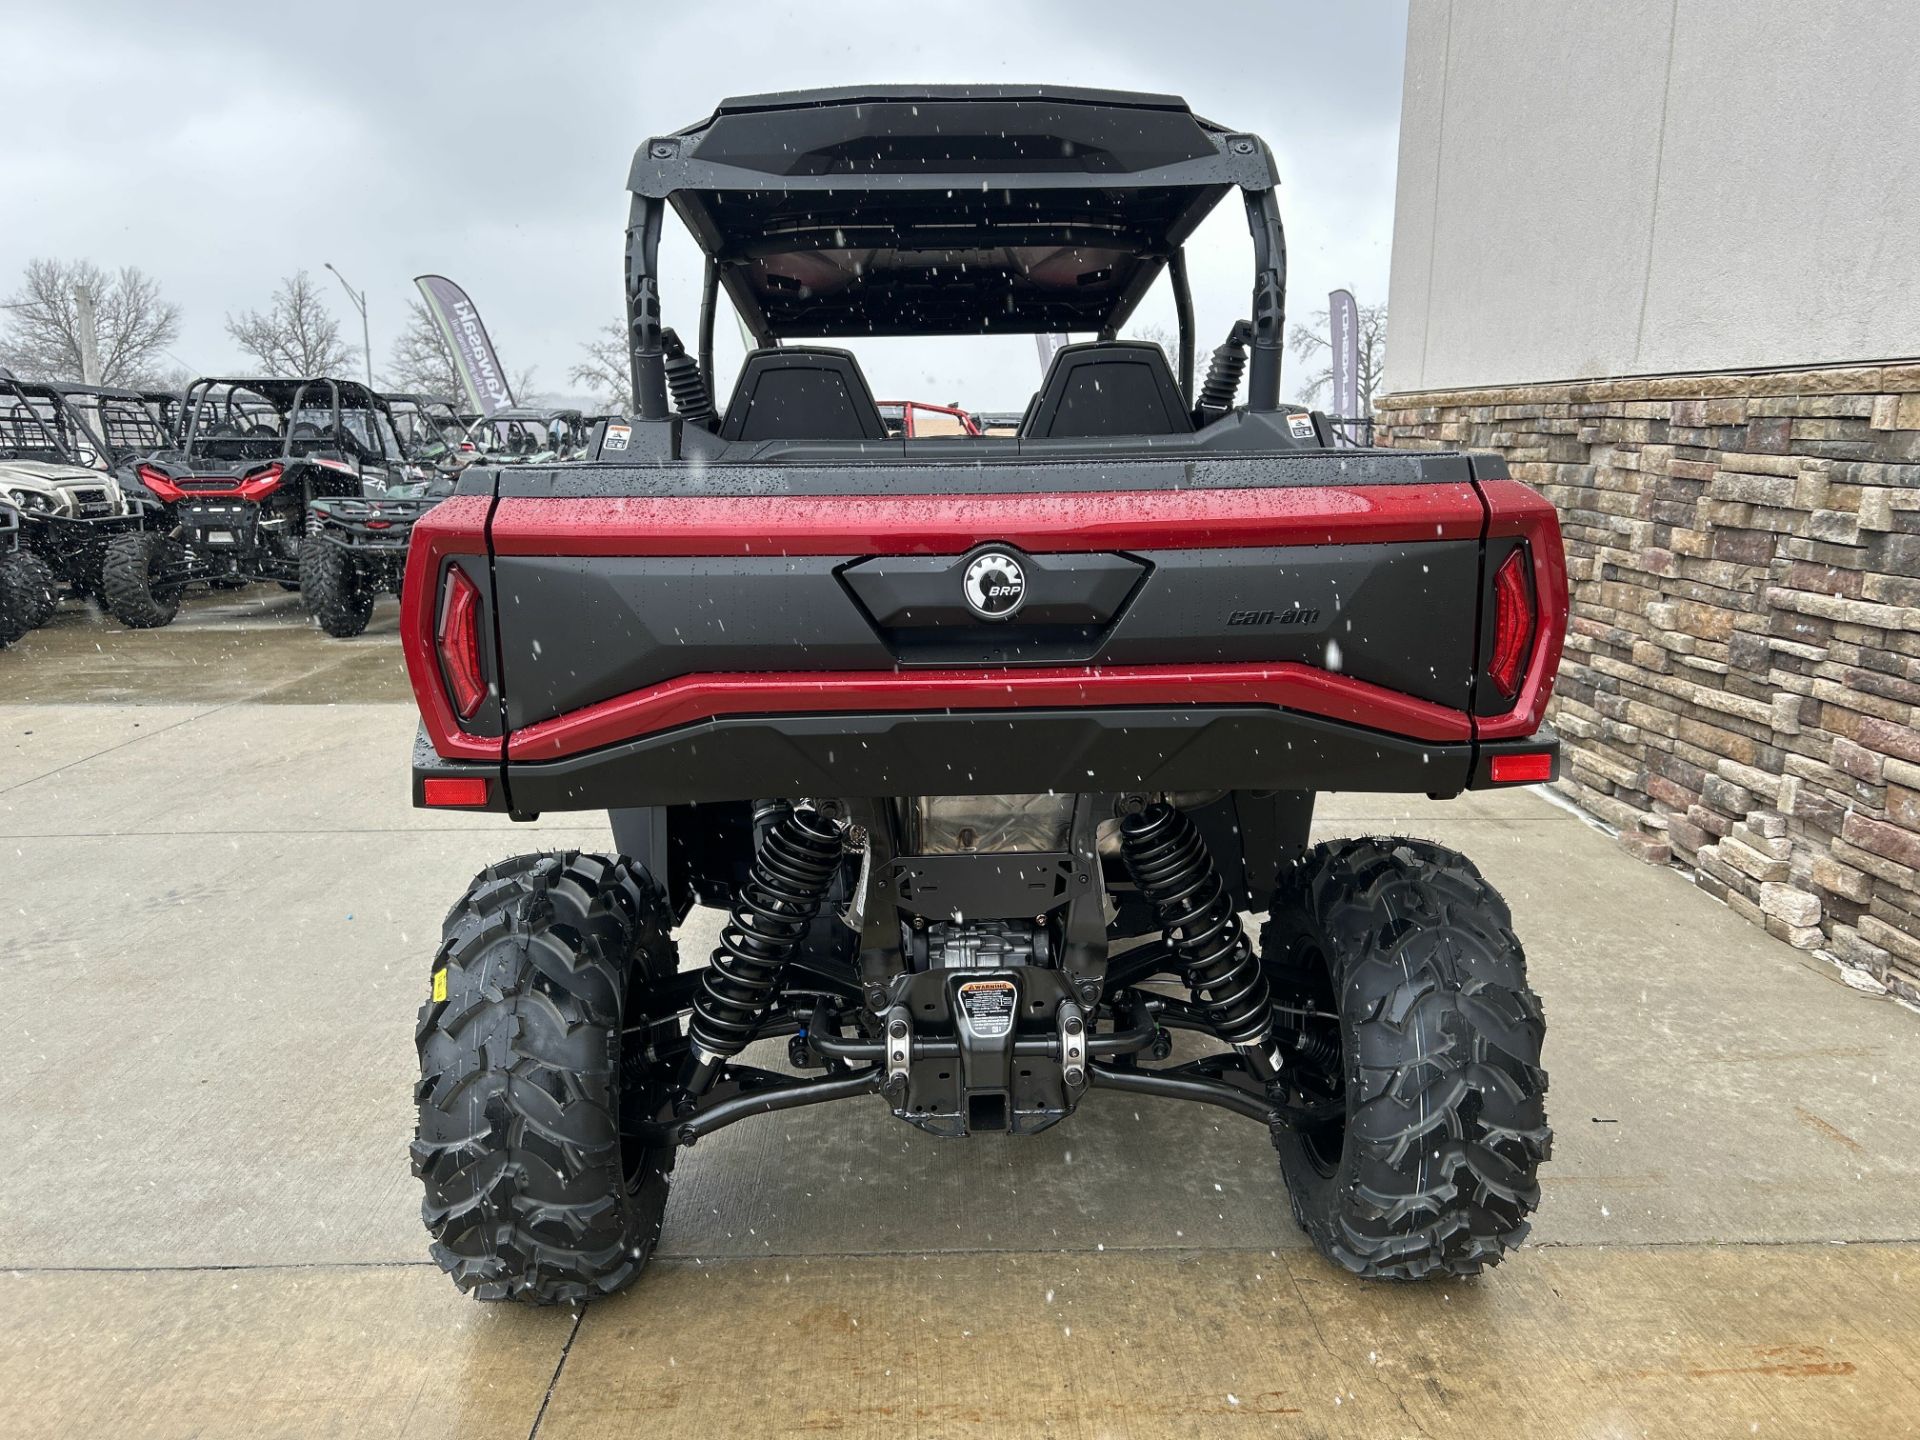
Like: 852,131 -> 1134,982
1227,607 -> 1320,627
963,550 -> 1027,621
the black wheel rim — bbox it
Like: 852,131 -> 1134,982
617,1003 -> 682,1189
147,544 -> 186,603
1291,941 -> 1347,1177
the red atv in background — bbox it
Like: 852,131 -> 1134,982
101,377 -> 415,628
403,86 -> 1566,1306
877,399 -> 982,438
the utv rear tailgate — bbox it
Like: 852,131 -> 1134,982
403,454 -> 1563,810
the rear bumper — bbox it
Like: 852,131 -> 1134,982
413,708 -> 1560,813
313,524 -> 414,556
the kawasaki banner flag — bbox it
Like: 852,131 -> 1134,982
414,275 -> 515,416
1328,287 -> 1360,426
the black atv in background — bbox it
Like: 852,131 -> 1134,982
301,464 -> 458,639
297,392 -> 469,637
100,377 -> 413,628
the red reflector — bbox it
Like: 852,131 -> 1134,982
437,567 -> 487,719
423,776 -> 490,807
1490,752 -> 1553,785
1489,548 -> 1535,699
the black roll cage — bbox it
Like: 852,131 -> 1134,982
0,374 -> 93,464
180,377 -> 403,465
41,382 -> 174,465
621,87 -> 1287,425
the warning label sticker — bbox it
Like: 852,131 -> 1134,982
602,424 -> 631,452
957,979 -> 1017,1038
1287,412 -> 1317,440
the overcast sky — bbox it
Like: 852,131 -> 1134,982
2,0 -> 1406,410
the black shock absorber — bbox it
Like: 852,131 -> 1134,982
660,328 -> 716,430
1195,319 -> 1253,426
1119,801 -> 1283,1081
684,804 -> 844,1095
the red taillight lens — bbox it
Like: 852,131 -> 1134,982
1489,548 -> 1536,700
235,462 -> 284,500
437,566 -> 486,719
1490,751 -> 1554,785
136,463 -> 183,502
422,775 -> 490,807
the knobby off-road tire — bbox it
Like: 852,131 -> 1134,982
413,852 -> 681,1305
7,550 -> 58,632
298,536 -> 375,637
0,552 -> 43,645
101,530 -> 184,629
1260,838 -> 1550,1279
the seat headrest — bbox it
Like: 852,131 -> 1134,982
1020,340 -> 1193,440
720,347 -> 886,443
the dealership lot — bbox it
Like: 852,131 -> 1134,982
3,596 -> 1918,1439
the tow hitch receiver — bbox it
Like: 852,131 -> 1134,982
954,973 -> 1018,1132
880,966 -> 1087,1137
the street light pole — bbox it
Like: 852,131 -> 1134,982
324,262 -> 373,390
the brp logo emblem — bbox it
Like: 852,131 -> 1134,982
962,549 -> 1027,622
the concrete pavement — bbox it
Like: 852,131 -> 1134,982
2,596 -> 1918,1437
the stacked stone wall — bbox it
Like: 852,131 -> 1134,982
1378,363 -> 1920,1004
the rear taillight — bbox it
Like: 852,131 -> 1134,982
1489,548 -> 1535,700
235,462 -> 284,500
437,566 -> 486,719
136,463 -> 183,502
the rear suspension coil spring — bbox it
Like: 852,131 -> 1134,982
1119,802 -> 1281,1075
686,806 -> 843,1092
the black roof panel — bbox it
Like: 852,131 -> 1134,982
631,86 -> 1276,338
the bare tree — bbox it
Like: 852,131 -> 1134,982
1125,321 -> 1177,368
0,258 -> 182,386
385,299 -> 461,398
1287,300 -> 1387,414
568,323 -> 629,410
225,271 -> 355,377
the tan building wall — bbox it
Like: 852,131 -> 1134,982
1384,0 -> 1920,394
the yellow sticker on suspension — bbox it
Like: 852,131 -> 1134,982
432,969 -> 448,1002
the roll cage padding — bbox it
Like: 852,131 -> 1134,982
719,347 -> 886,443
1020,341 -> 1193,440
